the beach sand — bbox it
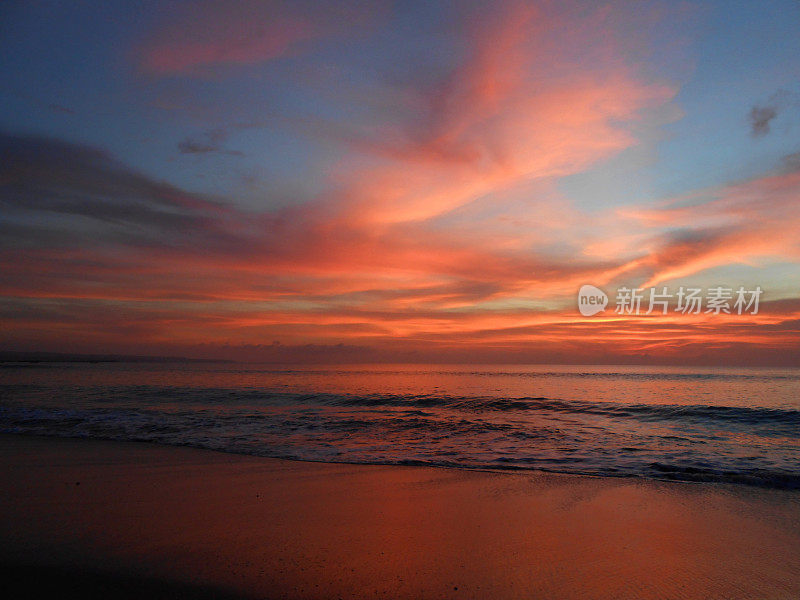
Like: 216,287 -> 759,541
1,434 -> 798,599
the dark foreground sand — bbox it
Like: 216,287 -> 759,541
1,434 -> 799,599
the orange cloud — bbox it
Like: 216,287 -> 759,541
3,3 -> 798,365
324,6 -> 675,226
618,169 -> 800,286
136,0 -> 384,76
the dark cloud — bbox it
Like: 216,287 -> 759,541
749,105 -> 777,137
0,131 -> 233,248
781,151 -> 800,172
48,103 -> 75,115
177,129 -> 242,156
749,90 -> 800,137
5,90 -> 76,116
647,227 -> 735,270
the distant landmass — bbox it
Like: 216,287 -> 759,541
0,351 -> 228,364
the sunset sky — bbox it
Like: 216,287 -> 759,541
1,0 -> 799,365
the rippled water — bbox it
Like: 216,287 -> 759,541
1,363 -> 798,488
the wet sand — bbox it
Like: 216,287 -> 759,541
1,434 -> 798,599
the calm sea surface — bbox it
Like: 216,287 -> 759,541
1,363 -> 798,488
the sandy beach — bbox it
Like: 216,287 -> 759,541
0,434 -> 798,599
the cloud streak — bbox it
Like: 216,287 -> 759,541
137,0 -> 385,76
2,2 -> 798,365
620,167 -> 800,286
177,129 -> 242,156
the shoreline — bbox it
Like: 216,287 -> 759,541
1,433 -> 799,599
3,431 -> 797,491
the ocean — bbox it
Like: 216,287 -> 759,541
1,363 -> 798,488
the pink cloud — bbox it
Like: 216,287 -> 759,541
137,1 -> 324,75
618,169 -> 800,286
8,3 -> 798,364
302,5 -> 677,227
136,1 -> 388,76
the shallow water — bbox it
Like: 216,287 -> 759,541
1,363 -> 798,488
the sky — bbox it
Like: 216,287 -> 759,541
1,0 -> 799,365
